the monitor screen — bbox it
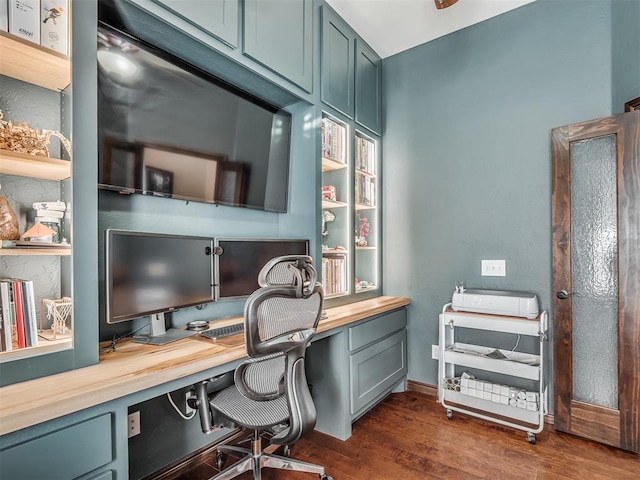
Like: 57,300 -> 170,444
106,230 -> 215,323
215,238 -> 309,299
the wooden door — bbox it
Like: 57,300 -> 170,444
551,111 -> 640,453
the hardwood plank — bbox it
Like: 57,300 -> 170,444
160,391 -> 640,480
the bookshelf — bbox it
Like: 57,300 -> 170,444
320,112 -> 381,302
321,114 -> 350,298
0,29 -> 73,361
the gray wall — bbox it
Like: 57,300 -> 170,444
382,0 -> 637,397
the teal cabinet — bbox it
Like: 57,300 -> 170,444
348,309 -> 407,415
0,414 -> 113,479
355,39 -> 382,135
152,0 -> 239,48
243,0 -> 313,92
321,6 -> 356,117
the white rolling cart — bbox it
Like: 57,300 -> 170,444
438,302 -> 548,444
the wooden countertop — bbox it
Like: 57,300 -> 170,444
0,296 -> 409,436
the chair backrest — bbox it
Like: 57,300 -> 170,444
240,255 -> 323,444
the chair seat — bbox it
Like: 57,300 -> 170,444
210,385 -> 289,430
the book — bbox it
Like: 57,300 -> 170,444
22,281 -> 38,347
40,0 -> 69,55
0,282 -> 13,351
8,0 -> 40,44
35,209 -> 64,218
11,280 -> 26,348
31,200 -> 67,211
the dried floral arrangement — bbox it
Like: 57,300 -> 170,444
0,110 -> 71,158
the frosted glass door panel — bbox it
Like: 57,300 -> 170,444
570,134 -> 618,409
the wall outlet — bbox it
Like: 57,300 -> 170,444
481,259 -> 506,277
431,344 -> 439,360
185,391 -> 196,415
128,411 -> 141,438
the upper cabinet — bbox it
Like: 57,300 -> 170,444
151,0 -> 239,48
320,6 -> 382,135
355,39 -> 382,135
243,0 -> 313,93
321,6 -> 355,118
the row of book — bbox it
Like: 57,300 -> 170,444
356,136 -> 376,175
0,279 -> 38,351
1,0 -> 69,54
322,254 -> 348,296
321,117 -> 346,164
355,172 -> 376,207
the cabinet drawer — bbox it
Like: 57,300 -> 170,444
349,308 -> 407,352
0,413 -> 113,479
350,329 -> 407,414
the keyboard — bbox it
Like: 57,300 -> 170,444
201,323 -> 245,340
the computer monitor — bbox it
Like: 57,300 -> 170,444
215,238 -> 309,300
106,229 -> 215,344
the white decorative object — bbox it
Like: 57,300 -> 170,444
40,297 -> 72,340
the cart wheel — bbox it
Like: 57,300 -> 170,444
446,409 -> 453,420
527,432 -> 536,444
283,445 -> 291,457
216,451 -> 225,471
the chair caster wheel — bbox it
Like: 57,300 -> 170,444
446,409 -> 453,420
527,432 -> 536,444
320,475 -> 333,480
283,445 -> 291,457
216,451 -> 225,471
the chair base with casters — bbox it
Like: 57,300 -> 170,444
213,430 -> 332,480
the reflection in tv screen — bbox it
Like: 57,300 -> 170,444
97,26 -> 292,212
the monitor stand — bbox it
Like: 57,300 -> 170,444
132,313 -> 197,345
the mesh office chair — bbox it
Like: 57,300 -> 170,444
194,255 -> 333,480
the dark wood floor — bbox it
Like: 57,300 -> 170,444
169,391 -> 639,480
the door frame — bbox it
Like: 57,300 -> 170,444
551,111 -> 640,453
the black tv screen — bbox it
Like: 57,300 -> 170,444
97,25 -> 292,212
106,230 -> 215,323
215,238 -> 309,299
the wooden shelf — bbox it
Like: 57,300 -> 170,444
356,285 -> 379,293
322,198 -> 348,209
355,168 -> 376,178
322,156 -> 347,172
322,249 -> 348,256
355,202 -> 375,211
355,246 -> 376,250
0,248 -> 71,256
0,337 -> 72,363
0,31 -> 70,91
0,149 -> 71,181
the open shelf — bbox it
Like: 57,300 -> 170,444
322,156 -> 347,172
0,31 -> 70,91
0,149 -> 71,181
0,338 -> 72,363
322,198 -> 348,209
0,248 -> 71,256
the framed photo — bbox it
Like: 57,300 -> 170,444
144,166 -> 174,196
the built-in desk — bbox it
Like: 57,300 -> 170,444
0,296 -> 409,479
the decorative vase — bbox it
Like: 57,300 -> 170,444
0,195 -> 20,241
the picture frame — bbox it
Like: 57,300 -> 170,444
144,166 -> 174,196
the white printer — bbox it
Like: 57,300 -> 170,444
451,288 -> 539,319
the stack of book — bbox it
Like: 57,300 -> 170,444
321,117 -> 346,164
0,278 -> 38,352
321,254 -> 347,296
355,173 -> 376,207
356,136 -> 376,175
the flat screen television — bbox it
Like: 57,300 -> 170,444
106,229 -> 215,344
97,24 -> 292,212
215,238 -> 309,300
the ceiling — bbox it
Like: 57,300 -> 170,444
325,0 -> 536,59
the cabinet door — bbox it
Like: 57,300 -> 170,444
321,6 -> 355,118
243,0 -> 313,92
355,39 -> 382,135
152,0 -> 239,48
350,329 -> 407,414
